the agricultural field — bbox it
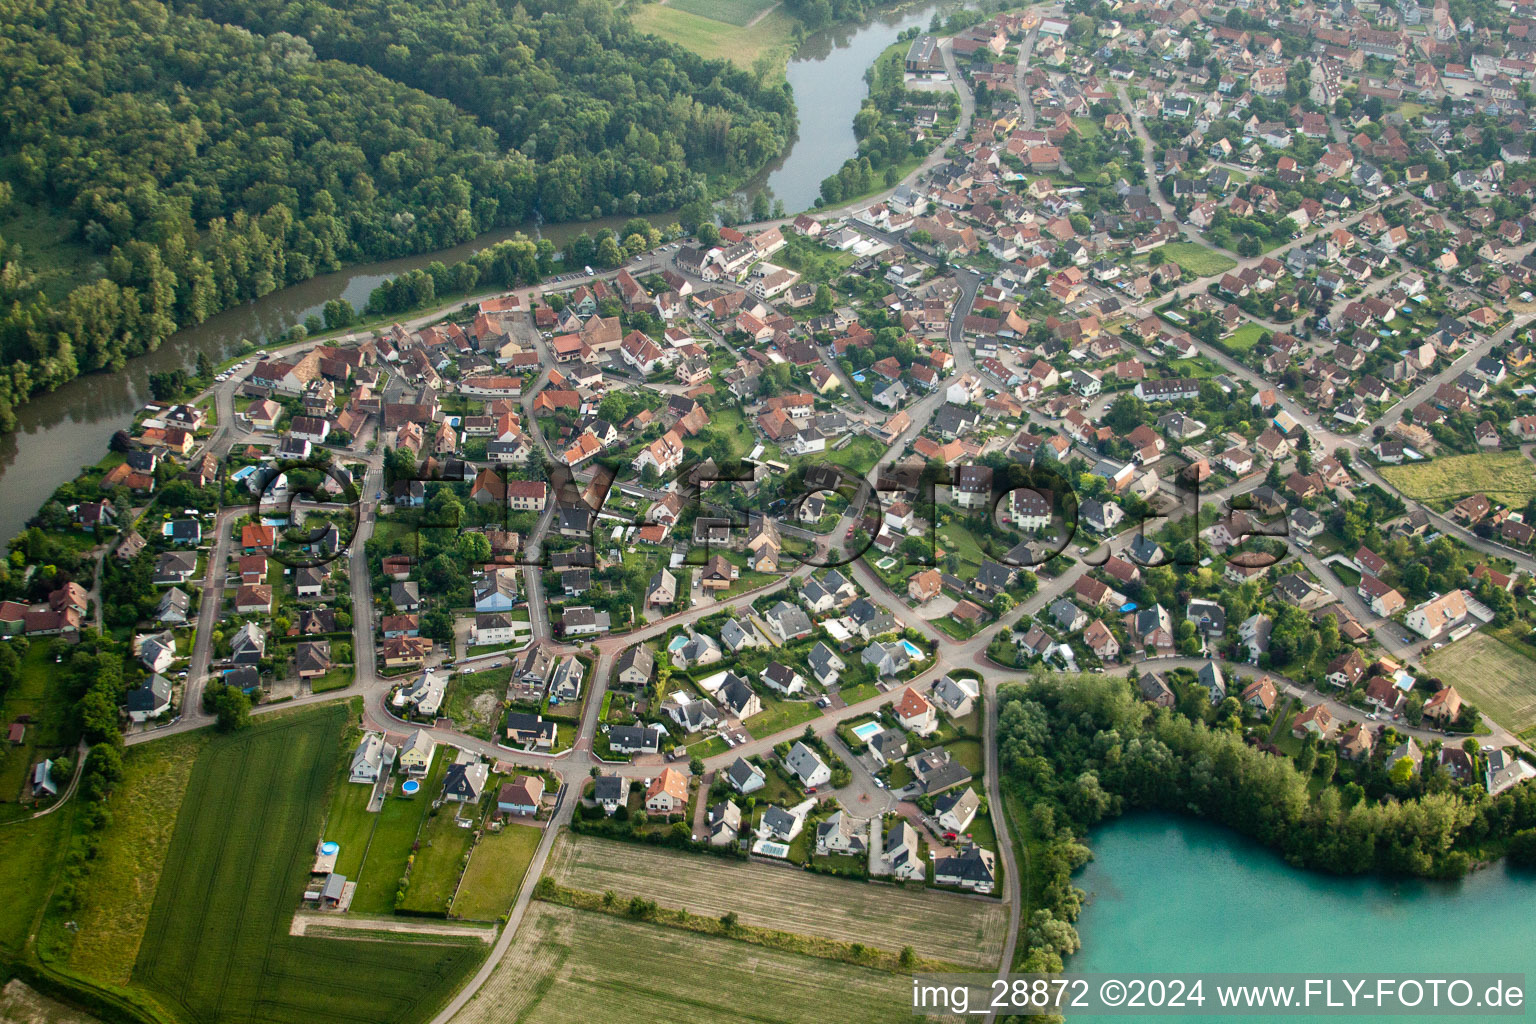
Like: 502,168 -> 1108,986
1381,452 -> 1536,510
131,707 -> 484,1024
452,824 -> 543,922
1425,632 -> 1536,735
1160,241 -> 1237,277
629,2 -> 798,69
543,834 -> 1007,968
66,731 -> 211,984
448,902 -> 929,1024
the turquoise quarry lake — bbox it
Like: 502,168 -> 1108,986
1070,815 -> 1536,1021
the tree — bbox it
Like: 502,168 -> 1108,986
689,755 -> 705,776
721,911 -> 740,931
1313,750 -> 1336,783
811,284 -> 834,314
196,350 -> 214,380
323,298 -> 355,330
212,684 -> 252,732
1509,829 -> 1536,869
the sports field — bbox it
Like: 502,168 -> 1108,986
449,902 -> 928,1024
1381,452 -> 1536,510
132,707 -> 485,1024
543,834 -> 1006,968
1159,241 -> 1237,277
1424,632 -> 1536,735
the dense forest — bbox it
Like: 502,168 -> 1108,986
0,0 -> 793,431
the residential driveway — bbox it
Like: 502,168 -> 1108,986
825,732 -> 896,818
917,594 -> 958,619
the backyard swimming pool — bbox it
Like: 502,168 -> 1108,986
851,721 -> 883,742
899,639 -> 924,660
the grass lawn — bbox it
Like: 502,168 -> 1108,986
683,406 -> 754,460
689,734 -> 731,759
668,0 -> 776,26
803,435 -> 885,476
0,807 -> 70,958
452,825 -> 542,922
965,808 -> 998,853
932,616 -> 981,640
455,902 -> 921,1024
1328,562 -> 1362,588
1380,452 -> 1536,510
352,753 -> 450,915
1225,322 -> 1268,352
940,737 -> 985,777
0,201 -> 97,302
1167,357 -> 1223,379
1424,632 -> 1536,735
744,697 -> 821,739
67,731 -> 212,984
399,804 -> 478,915
132,706 -> 485,1024
837,681 -> 881,706
629,4 -> 797,71
936,520 -> 988,571
542,834 -> 1007,969
310,665 -> 354,693
1161,241 -> 1238,277
319,773 -> 378,880
0,644 -> 78,813
1072,116 -> 1100,139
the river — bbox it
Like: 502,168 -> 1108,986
0,211 -> 664,542
0,4 -> 954,542
752,0 -> 953,212
1070,815 -> 1536,1021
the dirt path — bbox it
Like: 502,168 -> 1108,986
289,913 -> 496,943
744,1 -> 781,28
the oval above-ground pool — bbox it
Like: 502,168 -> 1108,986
319,841 -> 339,855
401,779 -> 420,795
